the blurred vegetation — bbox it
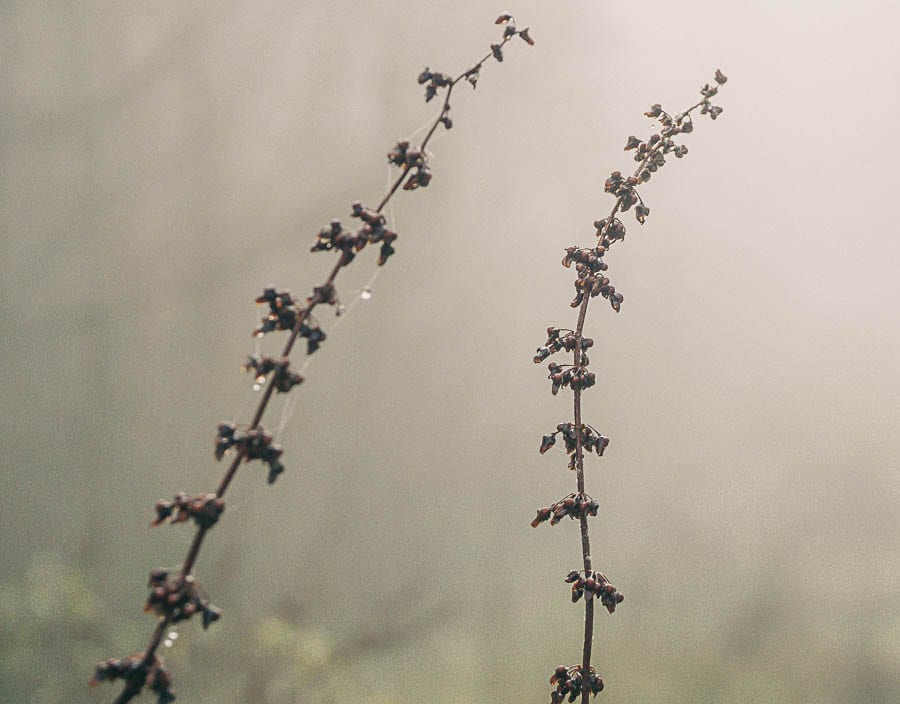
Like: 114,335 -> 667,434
3,547 -> 898,703
0,554 -> 456,703
0,554 -> 112,702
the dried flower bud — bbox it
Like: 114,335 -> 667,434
635,204 -> 649,224
539,434 -> 556,454
531,507 -> 552,528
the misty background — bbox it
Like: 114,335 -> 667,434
1,1 -> 898,702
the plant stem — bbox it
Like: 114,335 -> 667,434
111,33 -> 523,704
568,92 -> 720,703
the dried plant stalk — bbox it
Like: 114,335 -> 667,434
533,71 -> 728,703
91,16 -> 533,704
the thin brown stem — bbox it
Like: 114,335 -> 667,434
572,195 -> 619,702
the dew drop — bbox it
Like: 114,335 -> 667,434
255,375 -> 266,384
255,332 -> 264,339
252,383 -> 262,391
360,286 -> 372,300
163,639 -> 173,648
336,304 -> 347,316
168,631 -> 179,641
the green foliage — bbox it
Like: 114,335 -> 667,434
0,554 -> 111,702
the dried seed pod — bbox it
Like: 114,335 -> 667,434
540,434 -> 557,454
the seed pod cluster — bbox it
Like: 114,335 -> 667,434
214,422 -> 285,484
562,245 -> 623,313
489,14 -> 533,63
534,327 -> 593,364
564,570 -> 624,613
90,654 -> 175,704
698,70 -> 727,119
252,288 -> 329,352
593,217 -> 626,244
603,170 -> 641,212
311,202 -> 399,267
531,492 -> 599,528
144,571 -> 221,630
540,423 -> 609,465
387,139 -> 433,194
241,355 -> 304,393
152,493 -> 225,529
417,68 -> 452,102
252,287 -> 303,336
549,665 -> 604,703
546,362 -> 596,395
297,320 -> 327,354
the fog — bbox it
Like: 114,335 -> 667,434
1,1 -> 898,702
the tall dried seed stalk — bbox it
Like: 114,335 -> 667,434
532,71 -> 728,704
90,15 -> 532,704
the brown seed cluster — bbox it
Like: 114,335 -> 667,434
388,139 -> 433,193
531,492 -> 599,528
603,170 -> 644,217
401,15 -> 535,205
565,570 -> 624,613
534,327 -> 593,364
90,654 -> 175,704
214,422 -> 284,484
311,202 -> 398,267
251,287 -> 327,353
152,493 -> 225,529
593,217 -> 626,244
546,362 -> 596,395
699,71 -> 727,118
144,570 -> 221,630
417,68 -> 453,103
490,14 -> 533,63
540,423 -> 609,467
624,70 -> 726,191
253,287 -> 301,336
562,244 -> 624,313
241,355 -> 304,393
550,665 -> 604,703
